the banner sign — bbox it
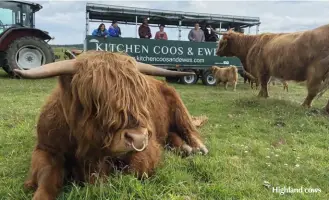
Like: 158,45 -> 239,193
86,36 -> 242,68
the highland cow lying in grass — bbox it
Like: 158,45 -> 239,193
211,65 -> 238,91
13,51 -> 208,200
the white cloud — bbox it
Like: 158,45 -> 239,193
29,1 -> 329,44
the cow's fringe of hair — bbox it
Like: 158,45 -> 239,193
66,51 -> 156,157
221,31 -> 283,59
218,39 -> 228,52
218,32 -> 259,75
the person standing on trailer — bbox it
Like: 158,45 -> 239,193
204,24 -> 218,42
188,22 -> 205,42
92,23 -> 108,38
108,20 -> 121,37
154,24 -> 168,40
139,18 -> 152,39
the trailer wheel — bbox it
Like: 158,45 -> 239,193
3,36 -> 55,77
202,70 -> 217,86
165,76 -> 180,83
180,70 -> 198,85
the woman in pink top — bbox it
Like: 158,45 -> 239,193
155,24 -> 168,40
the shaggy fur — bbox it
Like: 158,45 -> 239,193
216,25 -> 329,112
24,52 -> 208,200
211,65 -> 238,91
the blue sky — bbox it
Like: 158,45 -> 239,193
27,0 -> 329,44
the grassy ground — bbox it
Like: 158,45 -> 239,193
53,47 -> 67,60
0,69 -> 328,200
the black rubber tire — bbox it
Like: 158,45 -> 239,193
201,70 -> 217,86
3,36 -> 55,77
165,76 -> 180,83
180,70 -> 199,85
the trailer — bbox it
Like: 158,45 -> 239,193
84,3 -> 261,85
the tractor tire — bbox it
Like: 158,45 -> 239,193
201,70 -> 217,86
3,36 -> 55,77
180,70 -> 199,85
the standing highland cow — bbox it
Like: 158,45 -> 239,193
14,51 -> 208,200
216,25 -> 329,112
211,65 -> 238,91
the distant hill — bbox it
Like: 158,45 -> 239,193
50,44 -> 83,50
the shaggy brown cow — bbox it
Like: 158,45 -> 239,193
216,25 -> 329,112
13,51 -> 208,200
211,65 -> 238,91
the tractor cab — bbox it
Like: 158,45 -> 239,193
0,1 -> 55,77
0,0 -> 41,34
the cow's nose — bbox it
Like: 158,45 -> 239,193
124,131 -> 148,151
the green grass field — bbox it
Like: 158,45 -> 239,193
0,69 -> 328,200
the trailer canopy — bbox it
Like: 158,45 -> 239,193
86,3 -> 261,29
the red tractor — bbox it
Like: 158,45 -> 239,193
0,1 -> 55,77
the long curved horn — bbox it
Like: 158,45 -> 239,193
136,62 -> 195,77
13,59 -> 77,79
13,59 -> 195,79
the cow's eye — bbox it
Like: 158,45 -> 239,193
127,114 -> 139,128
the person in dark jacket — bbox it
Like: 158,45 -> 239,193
108,20 -> 121,37
204,24 -> 218,42
91,23 -> 108,38
138,18 -> 152,39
